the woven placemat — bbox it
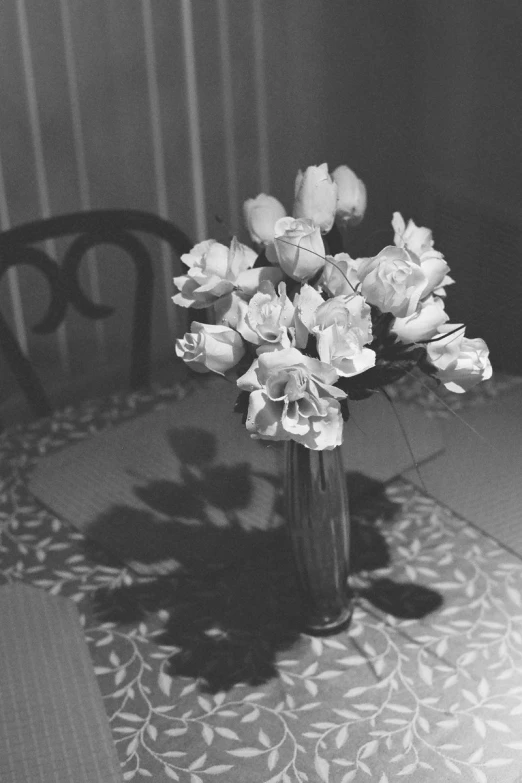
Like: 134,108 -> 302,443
0,583 -> 122,783
27,377 -> 443,576
404,383 -> 522,554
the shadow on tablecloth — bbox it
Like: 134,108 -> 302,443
85,428 -> 442,692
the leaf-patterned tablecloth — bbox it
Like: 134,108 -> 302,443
1,384 -> 522,783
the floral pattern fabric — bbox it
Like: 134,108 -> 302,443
1,385 -> 522,782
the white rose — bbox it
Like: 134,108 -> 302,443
214,291 -> 246,330
233,265 -> 285,297
292,284 -> 325,349
392,212 -> 450,298
268,217 -> 326,282
313,296 -> 375,377
175,322 -> 245,376
357,246 -> 427,318
332,165 -> 367,228
314,295 -> 373,346
237,347 -> 346,450
426,325 -> 493,393
236,281 -> 294,353
392,295 -> 449,343
320,252 -> 361,297
392,211 -> 433,257
434,274 -> 455,298
418,247 -> 450,298
293,163 -> 338,233
243,194 -> 287,245
173,237 -> 257,309
292,288 -> 374,377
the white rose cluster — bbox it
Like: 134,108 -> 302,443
173,163 -> 492,449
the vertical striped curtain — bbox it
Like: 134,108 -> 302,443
0,0 -> 274,399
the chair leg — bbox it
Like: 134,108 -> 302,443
0,311 -> 52,418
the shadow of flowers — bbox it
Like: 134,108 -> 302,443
86,427 -> 442,692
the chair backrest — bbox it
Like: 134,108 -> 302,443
0,209 -> 193,419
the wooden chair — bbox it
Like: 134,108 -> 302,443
0,209 -> 194,420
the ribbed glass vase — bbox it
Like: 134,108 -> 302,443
284,440 -> 353,636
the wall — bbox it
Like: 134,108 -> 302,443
413,0 -> 522,373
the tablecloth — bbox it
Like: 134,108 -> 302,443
1,383 -> 522,783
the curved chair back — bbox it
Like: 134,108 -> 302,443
0,209 -> 193,418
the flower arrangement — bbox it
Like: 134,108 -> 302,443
173,163 -> 492,451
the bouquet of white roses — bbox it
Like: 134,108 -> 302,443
173,163 -> 492,450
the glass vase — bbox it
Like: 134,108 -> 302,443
284,440 -> 353,636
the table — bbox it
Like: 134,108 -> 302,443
1,383 -> 522,783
